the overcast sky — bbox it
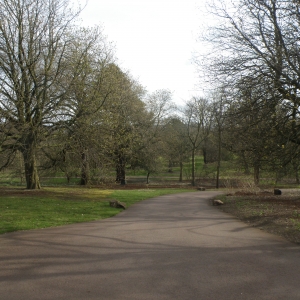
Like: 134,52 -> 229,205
77,0 -> 207,104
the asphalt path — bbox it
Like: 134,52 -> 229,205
1,191 -> 300,300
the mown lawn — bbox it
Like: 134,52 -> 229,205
0,187 -> 194,234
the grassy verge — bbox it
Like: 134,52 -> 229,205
0,187 -> 194,234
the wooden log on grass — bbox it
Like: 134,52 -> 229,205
109,200 -> 127,209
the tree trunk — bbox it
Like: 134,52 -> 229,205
191,148 -> 196,186
179,161 -> 183,182
216,128 -> 221,189
66,173 -> 71,184
241,151 -> 250,175
116,153 -> 126,184
253,163 -> 260,185
202,147 -> 207,164
80,149 -> 90,185
293,163 -> 299,184
18,151 -> 24,184
146,172 -> 150,184
21,145 -> 41,189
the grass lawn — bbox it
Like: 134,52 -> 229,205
0,186 -> 194,234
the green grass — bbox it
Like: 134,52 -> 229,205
3,155 -> 300,188
0,187 -> 194,234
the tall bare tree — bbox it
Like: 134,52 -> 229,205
161,117 -> 190,182
0,0 -> 97,189
183,97 -> 213,186
199,0 -> 300,145
194,0 -> 300,184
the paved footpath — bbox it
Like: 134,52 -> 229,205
1,191 -> 300,300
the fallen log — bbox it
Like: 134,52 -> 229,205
109,200 -> 127,209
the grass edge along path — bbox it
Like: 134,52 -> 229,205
0,187 -> 195,234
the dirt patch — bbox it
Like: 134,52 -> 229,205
215,189 -> 300,244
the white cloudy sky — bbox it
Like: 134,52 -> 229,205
77,0 -> 208,104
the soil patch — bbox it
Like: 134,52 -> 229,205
215,189 -> 300,244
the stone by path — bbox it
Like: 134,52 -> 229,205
1,191 -> 300,300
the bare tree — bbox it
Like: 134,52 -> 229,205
183,97 -> 213,186
210,91 -> 227,188
161,117 -> 190,182
198,0 -> 300,145
145,89 -> 176,136
0,0 -> 99,189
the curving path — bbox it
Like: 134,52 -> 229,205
1,191 -> 300,300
